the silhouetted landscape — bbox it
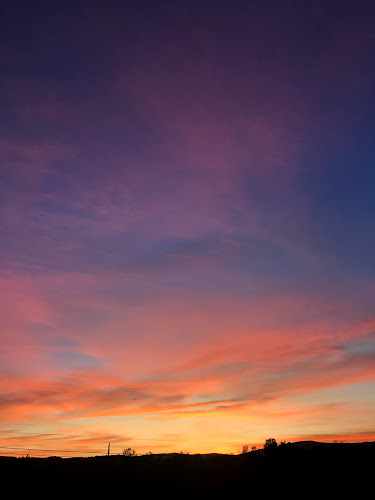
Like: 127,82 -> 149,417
2,440 -> 374,495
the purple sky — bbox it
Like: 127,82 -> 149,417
1,1 -> 375,455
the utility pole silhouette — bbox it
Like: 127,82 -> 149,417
107,443 -> 110,456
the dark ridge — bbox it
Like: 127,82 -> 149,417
1,441 -> 374,495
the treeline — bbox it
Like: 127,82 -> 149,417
1,440 -> 374,495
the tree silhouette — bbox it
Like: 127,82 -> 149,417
122,447 -> 137,457
264,438 -> 278,453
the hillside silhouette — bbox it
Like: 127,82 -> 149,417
1,440 -> 373,496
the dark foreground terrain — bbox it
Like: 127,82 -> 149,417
1,441 -> 374,496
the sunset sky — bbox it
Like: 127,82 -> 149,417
1,1 -> 375,457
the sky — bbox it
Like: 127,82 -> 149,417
1,0 -> 375,457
